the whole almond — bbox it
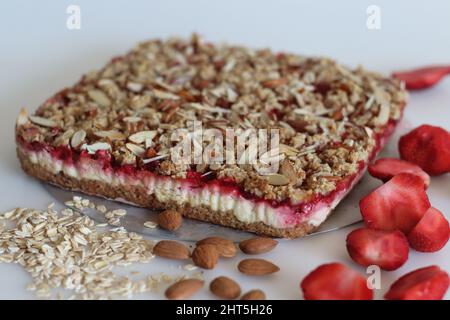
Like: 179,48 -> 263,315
165,279 -> 204,300
153,240 -> 190,260
158,210 -> 183,231
210,276 -> 241,299
237,258 -> 280,276
197,237 -> 237,258
239,237 -> 278,255
241,289 -> 266,300
192,244 -> 219,269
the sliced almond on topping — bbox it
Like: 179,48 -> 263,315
373,86 -> 390,107
16,108 -> 29,126
226,87 -> 238,102
98,78 -> 115,86
187,103 -> 231,114
71,129 -> 86,148
81,142 -> 111,154
142,154 -> 169,164
364,95 -> 376,110
54,128 -> 75,146
153,240 -> 190,260
266,173 -> 289,186
29,116 -> 57,128
145,138 -> 154,149
239,237 -> 278,255
237,258 -> 280,276
87,89 -> 111,107
128,130 -> 157,144
94,130 -> 126,140
280,160 -> 303,186
364,126 -> 374,138
126,82 -> 143,92
153,89 -> 180,100
279,144 -> 299,156
165,279 -> 204,300
125,143 -> 146,157
374,103 -> 390,126
122,116 -> 142,123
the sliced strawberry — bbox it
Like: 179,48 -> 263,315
360,173 -> 431,233
300,262 -> 373,300
368,158 -> 430,188
346,228 -> 409,271
385,265 -> 449,300
399,125 -> 450,176
408,207 -> 450,252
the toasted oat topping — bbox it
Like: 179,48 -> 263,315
16,35 -> 408,202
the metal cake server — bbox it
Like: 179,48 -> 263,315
43,175 -> 374,242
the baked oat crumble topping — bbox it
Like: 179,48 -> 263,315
16,35 -> 408,203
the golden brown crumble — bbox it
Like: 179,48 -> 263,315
16,35 -> 408,202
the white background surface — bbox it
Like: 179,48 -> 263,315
0,0 -> 449,300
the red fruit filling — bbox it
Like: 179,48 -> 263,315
17,118 -> 399,225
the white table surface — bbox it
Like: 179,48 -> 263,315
0,0 -> 449,299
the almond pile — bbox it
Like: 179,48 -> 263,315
156,233 -> 280,300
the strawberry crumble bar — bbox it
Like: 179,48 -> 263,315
15,35 -> 408,238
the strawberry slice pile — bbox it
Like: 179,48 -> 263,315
301,124 -> 449,300
357,158 -> 449,266
300,263 -> 373,300
385,266 -> 449,300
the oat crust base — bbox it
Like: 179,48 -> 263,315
17,149 -> 316,238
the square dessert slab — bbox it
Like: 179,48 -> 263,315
15,35 -> 408,238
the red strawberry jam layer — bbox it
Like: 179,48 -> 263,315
17,119 -> 398,228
